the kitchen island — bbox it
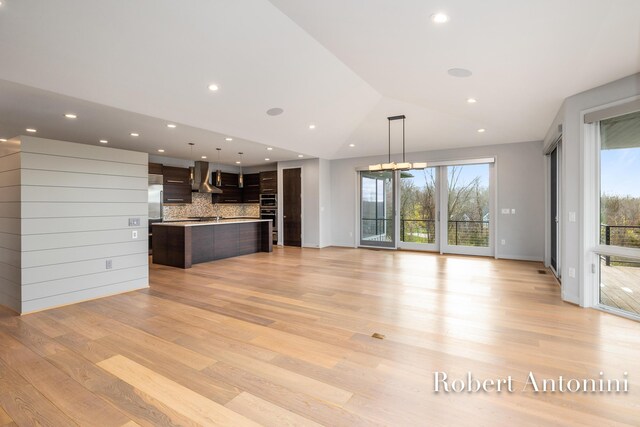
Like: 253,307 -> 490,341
152,219 -> 272,268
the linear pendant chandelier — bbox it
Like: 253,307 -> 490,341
369,115 -> 426,171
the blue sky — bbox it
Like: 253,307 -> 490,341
402,164 -> 489,189
601,148 -> 640,197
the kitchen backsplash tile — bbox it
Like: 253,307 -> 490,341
163,193 -> 259,219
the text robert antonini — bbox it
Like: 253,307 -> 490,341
433,371 -> 629,393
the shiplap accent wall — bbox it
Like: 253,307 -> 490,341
0,139 -> 22,312
13,136 -> 149,313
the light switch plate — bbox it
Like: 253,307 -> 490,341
568,267 -> 576,278
501,208 -> 510,214
128,218 -> 141,226
511,209 -> 516,214
569,212 -> 576,222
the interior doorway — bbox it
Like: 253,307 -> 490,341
282,168 -> 302,247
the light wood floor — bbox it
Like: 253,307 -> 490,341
1,247 -> 639,426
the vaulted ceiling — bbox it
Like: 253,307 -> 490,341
0,0 -> 639,164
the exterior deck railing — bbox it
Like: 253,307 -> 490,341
600,224 -> 640,266
362,218 -> 490,246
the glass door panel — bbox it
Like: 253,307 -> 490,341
360,171 -> 395,248
598,110 -> 640,317
399,167 -> 438,251
441,163 -> 493,256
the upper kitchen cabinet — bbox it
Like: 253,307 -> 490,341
243,173 -> 260,203
162,166 -> 192,204
259,170 -> 277,193
148,162 -> 163,175
213,172 -> 242,204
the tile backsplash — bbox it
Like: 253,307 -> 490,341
163,193 -> 259,219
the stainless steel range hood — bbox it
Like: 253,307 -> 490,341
191,161 -> 222,194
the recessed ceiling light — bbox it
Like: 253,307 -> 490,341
201,156 -> 207,159
130,132 -> 139,137
26,128 -> 37,133
477,128 -> 486,133
309,124 -> 316,130
349,144 -> 356,147
64,113 -> 77,119
447,68 -> 473,78
235,161 -> 241,164
167,124 -> 177,128
467,98 -> 477,104
99,139 -> 108,144
298,154 -> 304,158
208,84 -> 219,91
267,147 -> 273,151
158,149 -> 165,153
225,137 -> 233,142
431,13 -> 449,24
266,107 -> 284,116
0,139 -> 7,142
265,158 -> 270,161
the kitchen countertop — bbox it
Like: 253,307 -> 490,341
154,218 -> 270,227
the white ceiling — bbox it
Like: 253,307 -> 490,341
0,0 -> 639,161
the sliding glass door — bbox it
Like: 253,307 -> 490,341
440,163 -> 493,256
360,171 -> 395,248
359,162 -> 493,256
398,168 -> 438,251
598,111 -> 640,318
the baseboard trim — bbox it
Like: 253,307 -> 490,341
496,254 -> 543,262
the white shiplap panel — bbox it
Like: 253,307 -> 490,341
22,170 -> 147,190
0,203 -> 20,219
0,262 -> 20,284
22,253 -> 149,285
0,186 -> 21,202
22,216 -> 147,235
22,266 -> 148,300
21,278 -> 148,314
0,152 -> 20,173
0,170 -> 21,188
0,218 -> 20,234
21,152 -> 147,177
21,187 -> 148,203
21,202 -> 148,218
0,233 -> 21,251
0,247 -> 20,268
21,137 -> 148,165
21,241 -> 148,268
22,227 -> 147,251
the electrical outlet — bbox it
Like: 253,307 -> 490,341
568,267 -> 576,278
132,230 -> 138,239
501,208 -> 510,214
511,209 -> 516,214
349,232 -> 353,237
569,212 -> 576,222
501,239 -> 506,245
106,259 -> 113,270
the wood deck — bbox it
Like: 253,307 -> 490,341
600,262 -> 640,316
0,247 -> 639,426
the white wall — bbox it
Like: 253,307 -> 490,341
329,141 -> 545,261
318,158 -> 332,248
544,73 -> 640,305
3,136 -> 149,314
0,139 -> 22,312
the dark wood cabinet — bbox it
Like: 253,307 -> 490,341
243,173 -> 260,203
148,162 -> 163,175
163,166 -> 192,204
163,166 -> 190,185
213,172 -> 250,204
259,170 -> 277,194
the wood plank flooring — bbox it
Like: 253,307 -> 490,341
1,247 -> 639,426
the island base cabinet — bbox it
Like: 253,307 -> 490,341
152,221 -> 272,269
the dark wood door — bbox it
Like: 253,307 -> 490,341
283,168 -> 302,247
